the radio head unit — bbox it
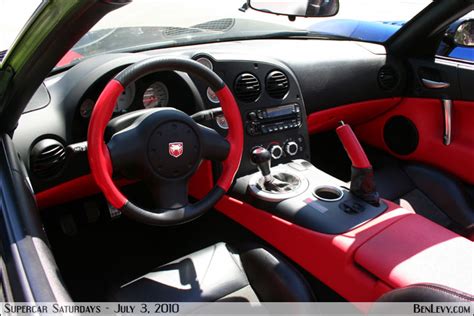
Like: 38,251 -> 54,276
246,103 -> 302,136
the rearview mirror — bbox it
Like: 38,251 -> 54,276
453,19 -> 474,47
247,0 -> 339,18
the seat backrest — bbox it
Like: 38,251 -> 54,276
377,283 -> 474,302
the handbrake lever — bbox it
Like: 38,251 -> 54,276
336,122 -> 380,206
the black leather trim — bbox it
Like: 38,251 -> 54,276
235,243 -> 316,302
368,147 -> 474,232
0,135 -> 71,302
377,283 -> 474,302
403,164 -> 474,230
120,187 -> 225,226
111,242 -> 315,302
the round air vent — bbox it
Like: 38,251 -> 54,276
30,139 -> 66,179
266,70 -> 289,99
378,65 -> 399,91
234,73 -> 261,102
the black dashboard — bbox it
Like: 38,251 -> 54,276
13,39 -> 399,193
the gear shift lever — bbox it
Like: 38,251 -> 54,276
250,146 -> 301,194
251,146 -> 274,183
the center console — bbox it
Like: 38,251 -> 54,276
232,159 -> 387,234
209,58 -> 312,177
210,58 -> 387,234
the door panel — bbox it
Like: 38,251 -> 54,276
355,98 -> 474,184
355,53 -> 474,185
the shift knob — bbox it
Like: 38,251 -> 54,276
251,146 -> 273,183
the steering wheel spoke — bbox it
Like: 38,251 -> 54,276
107,127 -> 147,178
148,178 -> 190,211
199,124 -> 230,161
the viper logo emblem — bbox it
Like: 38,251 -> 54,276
168,142 -> 184,158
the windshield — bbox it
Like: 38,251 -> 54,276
3,0 -> 433,68
0,0 -> 42,62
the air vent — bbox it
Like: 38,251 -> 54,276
234,73 -> 261,102
266,70 -> 289,99
30,139 -> 66,179
378,65 -> 399,90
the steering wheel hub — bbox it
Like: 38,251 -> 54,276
148,120 -> 201,178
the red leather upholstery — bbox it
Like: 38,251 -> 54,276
307,98 -> 401,134
356,98 -> 474,184
355,214 -> 474,295
215,197 -> 414,301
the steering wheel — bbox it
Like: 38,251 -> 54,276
87,57 -> 243,226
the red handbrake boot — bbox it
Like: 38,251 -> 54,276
336,122 -> 380,206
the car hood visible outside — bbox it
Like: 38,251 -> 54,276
308,19 -> 404,43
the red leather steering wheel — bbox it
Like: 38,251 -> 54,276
87,57 -> 243,226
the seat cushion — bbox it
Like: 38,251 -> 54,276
110,242 -> 315,302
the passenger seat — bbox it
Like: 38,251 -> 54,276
368,148 -> 474,236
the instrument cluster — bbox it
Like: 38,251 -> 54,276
72,70 -> 197,142
78,79 -> 170,119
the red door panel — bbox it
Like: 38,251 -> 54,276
307,98 -> 401,134
355,98 -> 474,184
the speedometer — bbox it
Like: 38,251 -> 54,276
143,81 -> 169,108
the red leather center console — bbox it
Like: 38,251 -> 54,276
214,196 -> 413,302
354,214 -> 474,295
213,194 -> 474,301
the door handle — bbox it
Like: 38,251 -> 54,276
442,98 -> 452,146
422,78 -> 450,89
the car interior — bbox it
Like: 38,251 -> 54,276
0,0 -> 473,306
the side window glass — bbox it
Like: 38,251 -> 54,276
436,11 -> 474,63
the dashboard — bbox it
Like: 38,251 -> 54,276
13,39 -> 400,193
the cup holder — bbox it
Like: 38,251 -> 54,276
313,185 -> 344,202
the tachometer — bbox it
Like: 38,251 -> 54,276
114,83 -> 136,113
142,81 -> 169,108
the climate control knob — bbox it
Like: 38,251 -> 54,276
285,141 -> 299,156
269,144 -> 284,160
